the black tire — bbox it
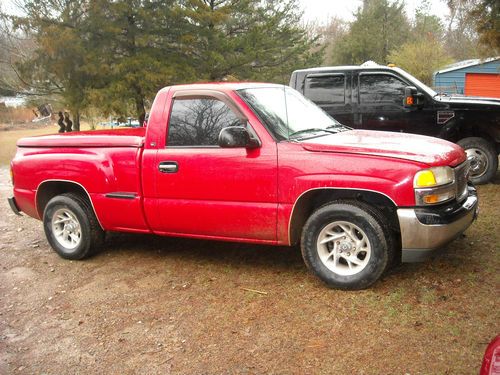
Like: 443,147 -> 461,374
457,137 -> 498,185
43,193 -> 104,260
357,202 -> 397,272
301,201 -> 389,290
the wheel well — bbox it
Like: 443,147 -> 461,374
453,125 -> 499,153
36,181 -> 91,217
289,189 -> 400,246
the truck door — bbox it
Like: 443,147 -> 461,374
355,72 -> 410,131
303,72 -> 354,127
144,91 -> 278,242
354,71 -> 436,134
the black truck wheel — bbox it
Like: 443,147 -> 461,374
300,201 -> 389,290
43,193 -> 104,260
458,137 -> 498,185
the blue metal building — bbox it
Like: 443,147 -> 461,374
433,57 -> 500,97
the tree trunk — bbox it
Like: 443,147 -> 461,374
69,106 -> 81,131
74,110 -> 80,131
134,85 -> 146,125
136,100 -> 145,125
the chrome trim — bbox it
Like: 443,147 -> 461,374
287,187 -> 397,245
413,161 -> 470,206
398,194 -> 477,257
414,182 -> 456,205
158,161 -> 179,173
36,179 -> 104,229
437,110 -> 455,125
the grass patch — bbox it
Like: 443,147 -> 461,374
0,123 -> 94,166
420,287 -> 437,304
0,125 -> 56,165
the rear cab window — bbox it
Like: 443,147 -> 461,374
304,74 -> 346,105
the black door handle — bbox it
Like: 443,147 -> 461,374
159,161 -> 178,173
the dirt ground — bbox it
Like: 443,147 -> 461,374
1,165 -> 499,374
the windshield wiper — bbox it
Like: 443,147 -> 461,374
289,128 -> 339,139
434,92 -> 448,98
326,124 -> 351,131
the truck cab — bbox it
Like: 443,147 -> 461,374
290,62 -> 500,184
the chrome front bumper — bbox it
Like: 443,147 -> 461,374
398,187 -> 478,262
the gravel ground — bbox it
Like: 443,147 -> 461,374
1,166 -> 499,374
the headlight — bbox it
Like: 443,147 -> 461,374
414,167 -> 454,188
414,167 -> 456,205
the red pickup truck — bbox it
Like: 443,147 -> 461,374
8,83 -> 478,290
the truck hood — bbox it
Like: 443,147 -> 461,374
17,128 -> 146,148
435,95 -> 500,108
299,130 -> 465,167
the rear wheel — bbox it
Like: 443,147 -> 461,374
301,201 -> 389,290
43,193 -> 104,259
458,137 -> 498,185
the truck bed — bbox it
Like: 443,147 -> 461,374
17,128 -> 146,148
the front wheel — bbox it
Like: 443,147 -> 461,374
301,201 -> 389,290
43,193 -> 104,260
458,137 -> 498,185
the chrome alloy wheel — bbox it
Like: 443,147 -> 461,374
316,221 -> 371,276
51,208 -> 82,251
465,147 -> 489,179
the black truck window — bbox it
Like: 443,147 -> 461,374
304,75 -> 345,105
359,74 -> 406,107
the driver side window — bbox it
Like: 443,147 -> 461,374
167,97 -> 241,147
359,74 -> 407,108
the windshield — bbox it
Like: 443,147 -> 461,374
393,67 -> 438,97
238,86 -> 348,141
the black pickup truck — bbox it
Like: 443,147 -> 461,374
290,63 -> 500,184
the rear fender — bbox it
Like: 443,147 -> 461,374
36,179 -> 104,229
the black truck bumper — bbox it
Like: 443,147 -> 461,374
8,197 -> 22,216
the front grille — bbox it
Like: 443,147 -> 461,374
455,161 -> 470,202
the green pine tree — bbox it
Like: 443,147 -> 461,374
180,0 -> 322,83
332,0 -> 411,65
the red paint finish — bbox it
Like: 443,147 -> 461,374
300,130 -> 466,167
149,147 -> 278,240
480,335 -> 500,375
11,82 -> 467,246
17,127 -> 146,148
12,145 -> 146,230
143,87 -> 278,240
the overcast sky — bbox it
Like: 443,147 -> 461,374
299,0 -> 450,24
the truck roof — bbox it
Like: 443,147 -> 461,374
158,82 -> 287,93
292,65 -> 396,74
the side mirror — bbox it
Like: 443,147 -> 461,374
218,125 -> 260,148
415,92 -> 425,106
404,86 -> 425,108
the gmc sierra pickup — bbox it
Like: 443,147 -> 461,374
290,63 -> 500,184
9,83 -> 478,289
